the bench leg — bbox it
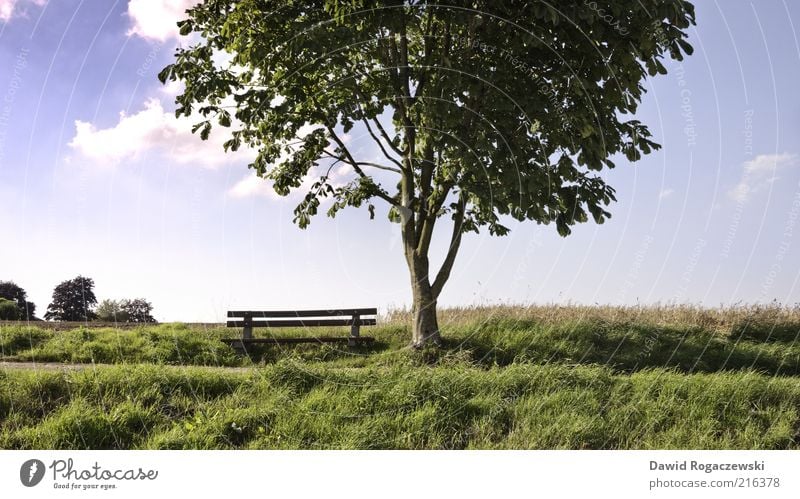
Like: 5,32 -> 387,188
348,315 -> 360,347
231,340 -> 247,355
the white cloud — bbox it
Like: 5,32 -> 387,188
228,162 -> 354,201
69,98 -> 255,168
225,123 -> 328,198
729,183 -> 750,203
658,188 -> 674,200
69,95 -> 348,193
744,152 -> 797,173
0,0 -> 15,20
126,0 -> 199,41
228,175 -> 277,200
0,0 -> 45,22
729,153 -> 798,202
228,174 -> 323,202
159,79 -> 184,97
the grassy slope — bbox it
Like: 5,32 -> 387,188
1,304 -> 799,449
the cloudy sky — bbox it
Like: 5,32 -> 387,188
0,0 -> 799,321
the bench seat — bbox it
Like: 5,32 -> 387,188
224,308 -> 377,352
221,336 -> 375,345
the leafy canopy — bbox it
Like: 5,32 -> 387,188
0,298 -> 21,320
96,299 -> 129,323
96,298 -> 157,323
160,0 -> 695,238
44,276 -> 98,322
0,281 -> 36,320
121,298 -> 157,323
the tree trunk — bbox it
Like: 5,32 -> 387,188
398,194 -> 465,349
397,170 -> 463,348
410,263 -> 441,348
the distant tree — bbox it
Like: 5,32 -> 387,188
44,276 -> 98,322
121,299 -> 157,323
0,281 -> 24,306
0,281 -> 36,320
0,298 -> 21,320
22,301 -> 35,319
95,299 -> 130,323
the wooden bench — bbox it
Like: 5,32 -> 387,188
222,308 -> 377,353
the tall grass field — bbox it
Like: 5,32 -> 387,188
1,304 -> 799,449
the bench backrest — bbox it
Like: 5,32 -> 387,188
226,308 -> 377,328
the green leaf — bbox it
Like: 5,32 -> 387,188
677,38 -> 694,55
177,20 -> 193,36
191,121 -> 205,134
200,122 -> 212,141
157,64 -> 174,84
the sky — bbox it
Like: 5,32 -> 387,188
0,0 -> 799,322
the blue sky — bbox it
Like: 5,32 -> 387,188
0,0 -> 798,321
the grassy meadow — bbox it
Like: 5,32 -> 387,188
1,304 -> 799,449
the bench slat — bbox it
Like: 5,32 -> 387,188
226,318 -> 377,328
226,308 -> 377,318
221,337 -> 375,345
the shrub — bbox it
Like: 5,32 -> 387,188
96,298 -> 156,323
0,281 -> 35,319
95,300 -> 129,323
0,298 -> 20,320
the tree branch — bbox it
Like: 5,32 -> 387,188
358,162 -> 402,174
372,115 -> 406,156
398,15 -> 412,102
414,145 -> 436,249
347,64 -> 407,158
322,150 -> 401,174
359,117 -> 405,170
413,8 -> 436,101
431,192 -> 466,299
324,128 -> 401,207
388,21 -> 416,154
415,212 -> 435,256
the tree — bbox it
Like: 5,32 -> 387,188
22,301 -> 35,320
0,298 -> 21,320
96,298 -> 156,323
44,276 -> 98,322
0,281 -> 36,320
160,0 -> 696,347
96,299 -> 130,323
120,299 -> 157,323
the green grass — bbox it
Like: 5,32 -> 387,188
0,323 -> 240,366
1,304 -> 799,449
0,363 -> 798,449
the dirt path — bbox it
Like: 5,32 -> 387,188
0,361 -> 91,372
0,361 -> 256,373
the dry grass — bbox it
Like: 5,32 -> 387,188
386,302 -> 800,337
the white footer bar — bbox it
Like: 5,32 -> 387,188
1,450 -> 797,498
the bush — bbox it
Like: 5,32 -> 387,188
0,298 -> 20,320
96,300 -> 129,323
95,298 -> 156,323
0,326 -> 52,355
0,281 -> 35,319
